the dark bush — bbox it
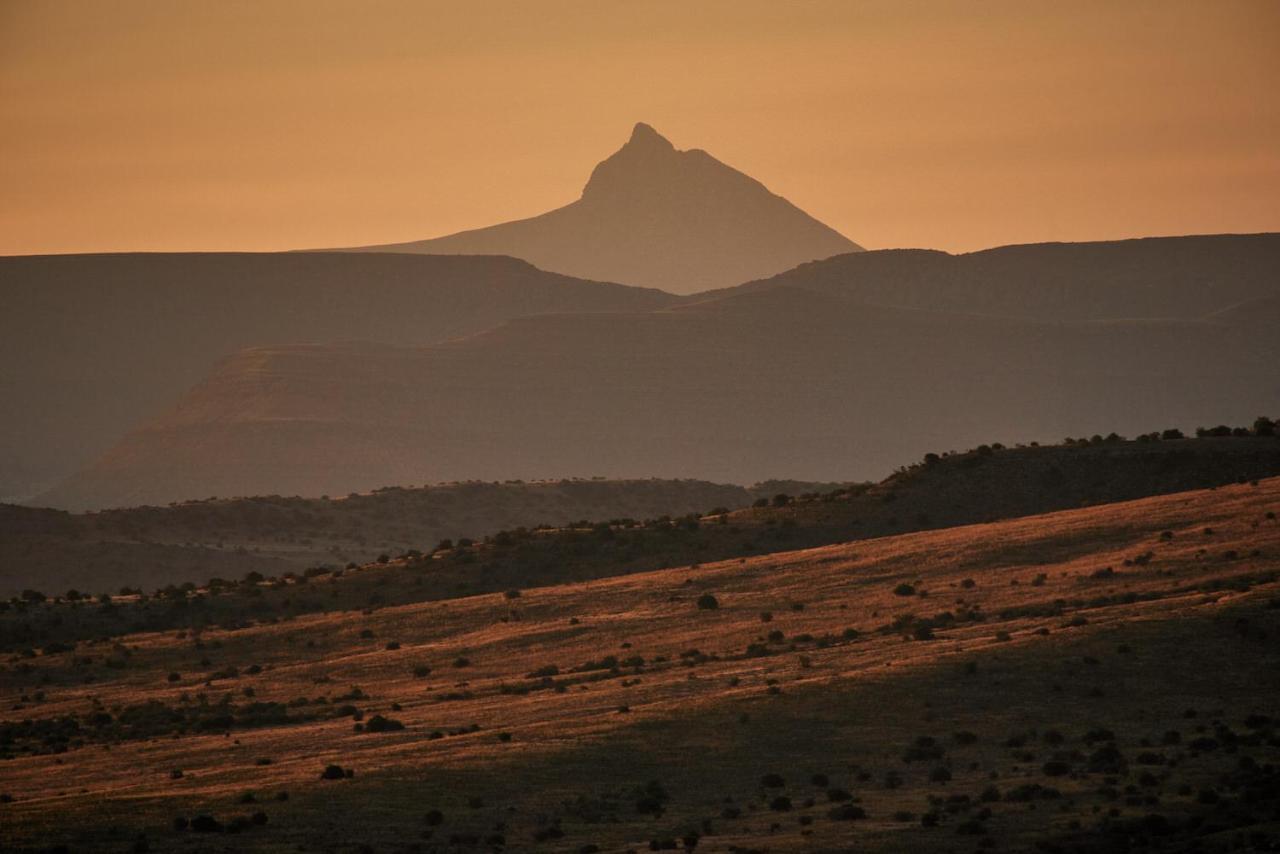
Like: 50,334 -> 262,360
1004,783 -> 1060,802
320,764 -> 347,780
828,804 -> 866,820
903,736 -> 944,762
364,715 -> 404,733
696,593 -> 719,610
191,815 -> 222,833
1087,744 -> 1126,774
635,781 -> 669,816
893,583 -> 916,596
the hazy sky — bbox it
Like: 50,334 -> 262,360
2,0 -> 1278,256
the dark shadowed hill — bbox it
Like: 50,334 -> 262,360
710,232 -> 1280,321
38,269 -> 1279,509
0,478 -> 766,599
334,123 -> 861,293
0,252 -> 674,501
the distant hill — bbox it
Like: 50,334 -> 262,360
711,232 -> 1280,321
332,123 -> 861,293
0,478 -> 758,598
11,433 -> 1278,622
0,252 -> 673,501
37,233 -> 1280,510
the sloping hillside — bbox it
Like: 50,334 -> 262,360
0,252 -> 673,501
10,434 -> 1277,647
2,478 -> 1277,852
40,272 -> 1279,508
337,123 -> 860,293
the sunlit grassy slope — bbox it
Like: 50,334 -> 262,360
2,478 -> 1278,852
7,435 -> 1276,652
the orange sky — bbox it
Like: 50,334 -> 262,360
2,0 -> 1278,257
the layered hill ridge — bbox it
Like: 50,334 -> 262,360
37,235 -> 1280,510
334,123 -> 861,293
712,232 -> 1280,321
0,252 -> 674,501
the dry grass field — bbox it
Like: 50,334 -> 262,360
3,479 -> 1279,852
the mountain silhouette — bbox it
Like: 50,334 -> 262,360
333,123 -> 862,293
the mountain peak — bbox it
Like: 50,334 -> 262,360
581,122 -> 687,201
336,122 -> 862,293
625,122 -> 674,152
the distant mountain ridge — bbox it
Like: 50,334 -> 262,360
710,232 -> 1280,321
331,123 -> 862,293
0,252 -> 674,501
37,234 -> 1280,510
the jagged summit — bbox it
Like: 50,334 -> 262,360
625,121 -> 674,150
329,123 -> 862,293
